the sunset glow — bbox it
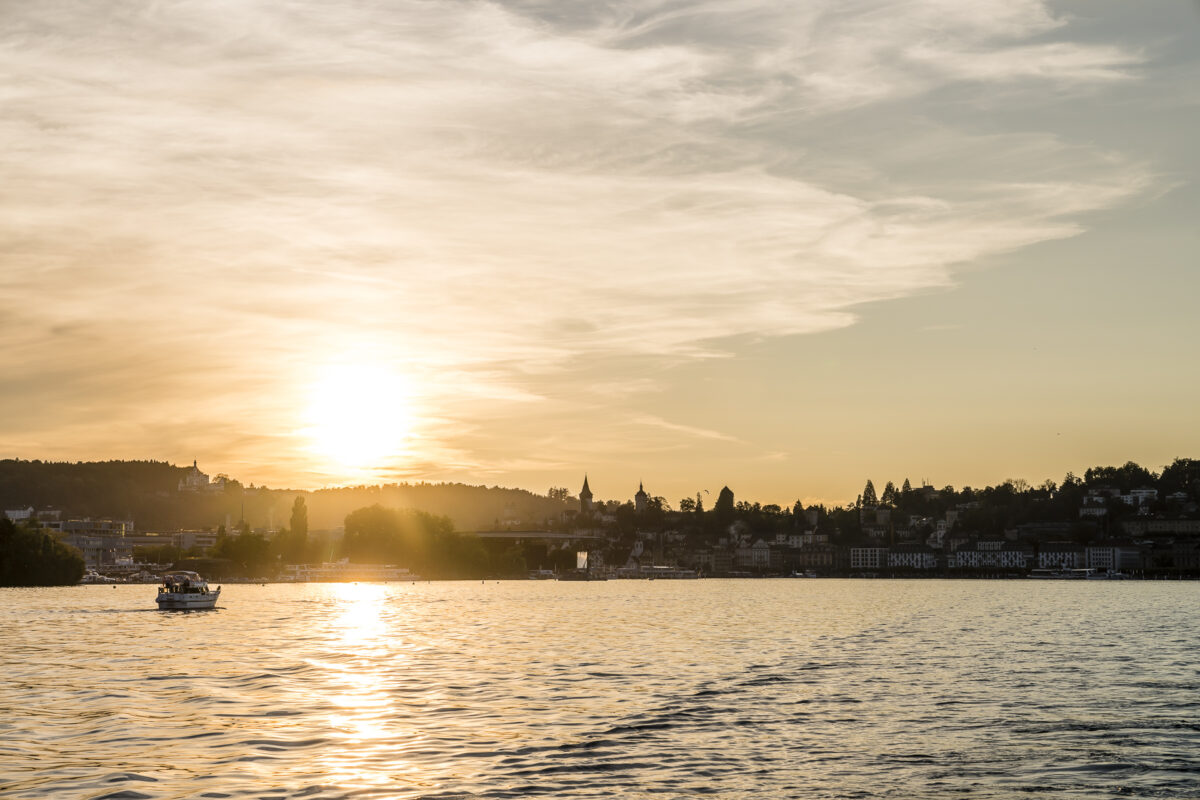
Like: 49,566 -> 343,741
1,0 -> 1197,502
303,366 -> 415,474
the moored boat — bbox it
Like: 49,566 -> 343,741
156,571 -> 220,610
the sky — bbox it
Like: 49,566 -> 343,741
2,0 -> 1198,507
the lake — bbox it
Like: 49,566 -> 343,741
2,580 -> 1197,799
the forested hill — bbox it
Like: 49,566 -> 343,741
0,460 -> 573,532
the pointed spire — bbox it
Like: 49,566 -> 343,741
580,474 -> 593,513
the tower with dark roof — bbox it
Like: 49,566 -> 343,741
580,475 -> 593,513
634,481 -> 648,514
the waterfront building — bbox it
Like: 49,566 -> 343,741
888,544 -> 937,570
1038,543 -> 1085,569
850,546 -> 888,570
951,541 -> 1033,569
1086,541 -> 1144,572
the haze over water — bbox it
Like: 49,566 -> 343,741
3,581 -> 1198,799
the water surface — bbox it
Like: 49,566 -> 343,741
2,580 -> 1197,799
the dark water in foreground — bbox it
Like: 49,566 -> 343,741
2,580 -> 1198,799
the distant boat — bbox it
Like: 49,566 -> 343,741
1087,570 -> 1130,580
156,571 -> 220,610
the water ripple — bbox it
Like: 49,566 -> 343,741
1,581 -> 1198,799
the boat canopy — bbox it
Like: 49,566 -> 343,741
163,571 -> 204,583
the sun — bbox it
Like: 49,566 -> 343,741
303,364 -> 414,471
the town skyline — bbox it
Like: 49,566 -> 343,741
3,2 -> 1199,504
2,453 -> 1193,515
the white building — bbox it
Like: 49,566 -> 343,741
178,460 -> 209,491
951,542 -> 1033,569
1086,543 -> 1143,572
749,539 -> 771,569
888,544 -> 937,570
3,507 -> 34,522
1038,543 -> 1085,569
1125,488 -> 1158,507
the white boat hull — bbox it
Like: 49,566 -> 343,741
156,589 -> 220,610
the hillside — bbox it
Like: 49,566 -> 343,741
0,460 -> 574,532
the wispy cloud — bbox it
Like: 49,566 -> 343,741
0,0 -> 1159,486
634,416 -> 740,443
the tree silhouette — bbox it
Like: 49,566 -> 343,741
714,486 -> 735,520
0,519 -> 85,586
285,495 -> 308,562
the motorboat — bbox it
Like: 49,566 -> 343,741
156,571 -> 220,610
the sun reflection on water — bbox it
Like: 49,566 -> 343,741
330,583 -> 389,648
307,583 -> 428,789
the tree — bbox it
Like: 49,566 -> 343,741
212,529 -> 271,577
341,504 -> 457,573
284,496 -> 309,563
547,487 -> 571,503
880,481 -> 897,507
0,519 -> 85,586
861,480 -> 878,507
1159,458 -> 1200,498
1005,478 -> 1031,494
290,496 -> 308,539
714,486 -> 735,521
680,497 -> 696,513
1084,461 -> 1156,491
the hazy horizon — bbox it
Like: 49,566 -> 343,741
3,1 -> 1198,506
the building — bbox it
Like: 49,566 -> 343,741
1086,542 -> 1143,572
173,530 -> 220,552
579,476 -> 593,513
178,460 -> 209,491
951,541 -> 1033,569
888,544 -> 937,570
1125,488 -> 1158,507
1120,518 -> 1200,537
792,545 -> 840,572
1038,543 -> 1085,569
850,547 -> 888,570
735,539 -> 773,570
59,518 -> 136,570
634,482 -> 648,514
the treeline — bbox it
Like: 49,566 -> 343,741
342,504 -> 507,578
185,501 -> 518,579
0,459 -> 573,531
559,455 -> 1200,556
0,518 -> 85,586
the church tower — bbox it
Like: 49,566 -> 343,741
634,481 -> 648,514
580,475 -> 593,513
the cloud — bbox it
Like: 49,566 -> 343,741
634,415 -> 740,443
0,0 -> 1159,485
